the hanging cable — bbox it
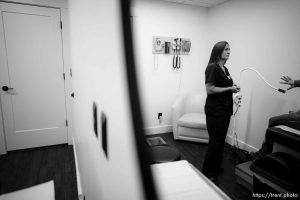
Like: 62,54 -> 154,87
231,67 -> 286,148
232,94 -> 241,147
238,67 -> 285,93
153,54 -> 158,70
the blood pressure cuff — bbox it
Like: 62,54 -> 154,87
250,152 -> 300,192
265,127 -> 300,152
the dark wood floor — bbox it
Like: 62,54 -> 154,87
0,134 -> 252,200
147,132 -> 252,200
0,144 -> 78,200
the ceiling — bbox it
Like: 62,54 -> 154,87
159,0 -> 231,7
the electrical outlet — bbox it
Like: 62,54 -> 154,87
158,113 -> 162,119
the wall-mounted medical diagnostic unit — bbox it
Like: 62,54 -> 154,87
152,36 -> 191,69
152,36 -> 191,55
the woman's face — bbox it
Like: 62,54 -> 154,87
221,44 -> 230,60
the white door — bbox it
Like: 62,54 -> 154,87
0,3 -> 67,151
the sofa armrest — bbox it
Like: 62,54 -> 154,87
171,94 -> 186,139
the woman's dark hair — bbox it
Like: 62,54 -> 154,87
208,41 -> 228,65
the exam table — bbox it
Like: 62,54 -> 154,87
151,160 -> 230,200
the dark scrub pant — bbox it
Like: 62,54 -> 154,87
202,114 -> 231,179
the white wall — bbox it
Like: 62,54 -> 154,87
132,0 -> 209,134
69,0 -> 145,199
208,0 -> 300,151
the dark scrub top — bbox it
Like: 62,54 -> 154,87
205,63 -> 233,117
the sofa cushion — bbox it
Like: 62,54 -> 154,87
177,126 -> 209,141
178,113 -> 206,129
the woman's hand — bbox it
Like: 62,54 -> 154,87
206,83 -> 240,94
230,83 -> 240,93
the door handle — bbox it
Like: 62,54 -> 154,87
2,86 -> 14,91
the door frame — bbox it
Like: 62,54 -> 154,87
0,0 -> 72,154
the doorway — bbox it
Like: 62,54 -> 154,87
0,2 -> 68,151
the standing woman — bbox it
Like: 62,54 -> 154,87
202,41 -> 240,183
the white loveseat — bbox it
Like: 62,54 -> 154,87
171,92 -> 209,143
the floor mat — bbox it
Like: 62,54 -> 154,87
146,137 -> 166,146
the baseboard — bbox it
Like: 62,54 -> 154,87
226,135 -> 258,152
144,125 -> 172,135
